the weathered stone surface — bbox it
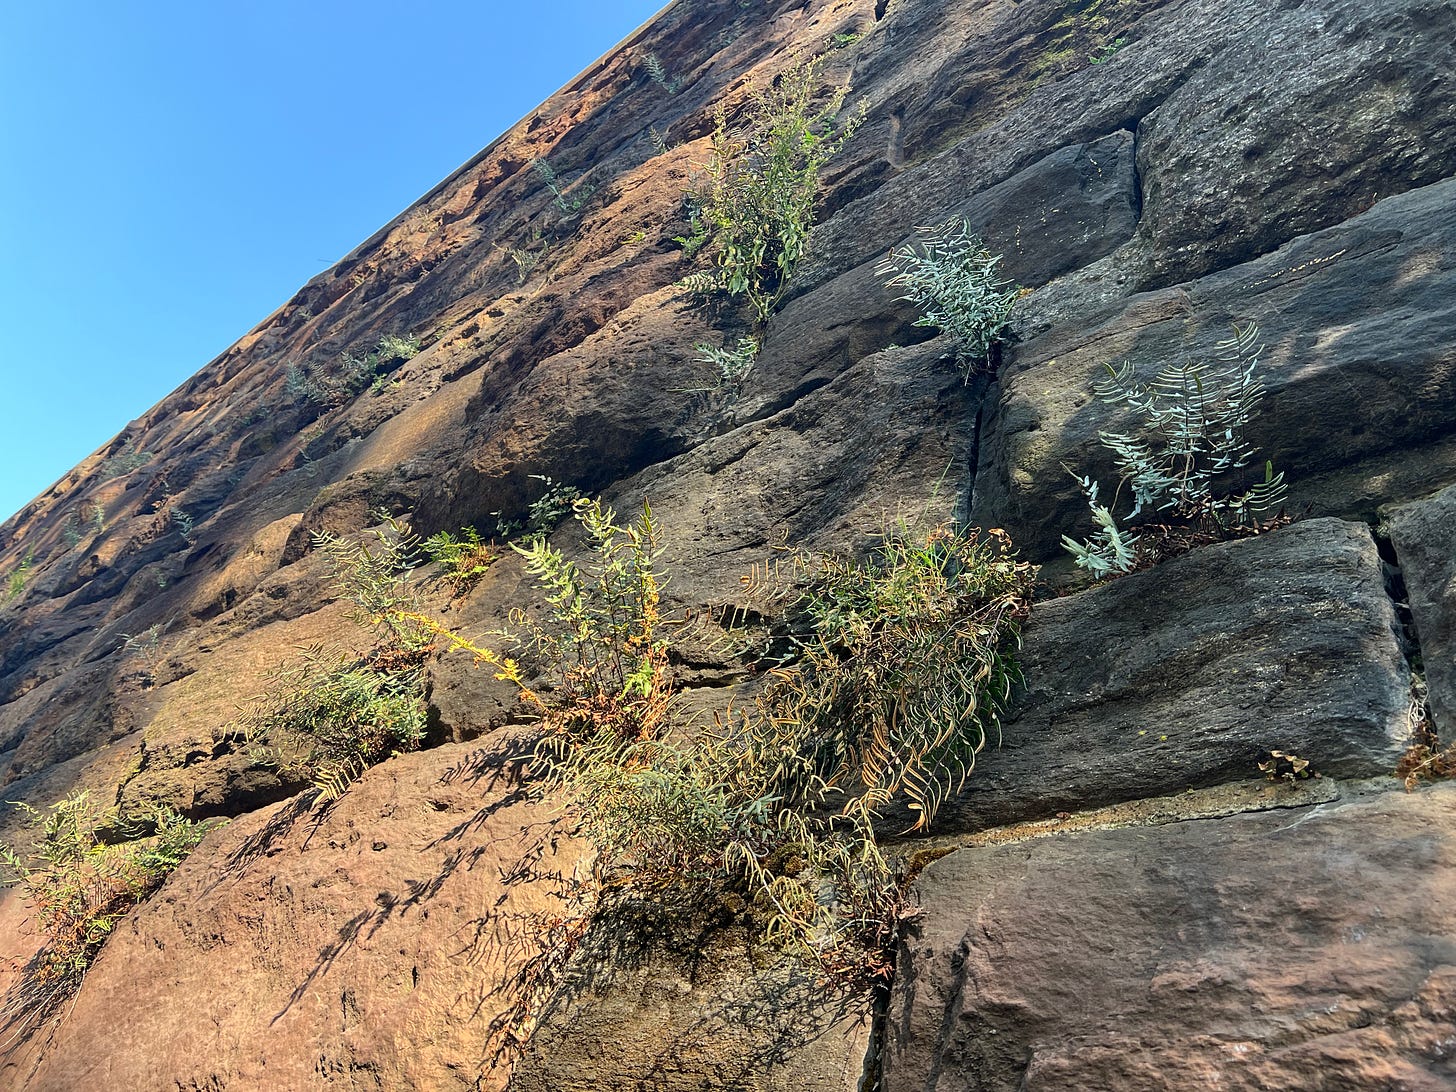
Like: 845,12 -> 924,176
885,781 -> 1456,1091
0,0 -> 1449,1084
907,519 -> 1410,834
803,0 -> 1455,297
0,739 -> 592,1092
1387,484 -> 1456,733
764,130 -> 1140,408
974,176 -> 1456,565
623,339 -> 979,606
510,926 -> 872,1092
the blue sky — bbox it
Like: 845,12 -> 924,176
0,0 -> 666,523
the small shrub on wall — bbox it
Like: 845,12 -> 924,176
686,56 -> 865,325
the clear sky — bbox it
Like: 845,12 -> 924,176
0,0 -> 667,523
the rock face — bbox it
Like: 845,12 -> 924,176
0,0 -> 1452,1086
972,176 -> 1456,567
1387,485 -> 1456,733
884,782 -> 1456,1092
4,739 -> 593,1092
509,926 -> 873,1092
879,518 -> 1411,834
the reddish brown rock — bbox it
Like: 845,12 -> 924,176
0,0 -> 1451,1085
510,925 -> 873,1092
1,738 -> 594,1091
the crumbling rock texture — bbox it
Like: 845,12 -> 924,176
0,0 -> 1452,1086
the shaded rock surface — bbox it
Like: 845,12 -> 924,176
0,0 -> 1450,1085
881,518 -> 1410,834
885,782 -> 1456,1092
1386,484 -> 1456,734
510,923 -> 872,1092
973,175 -> 1456,567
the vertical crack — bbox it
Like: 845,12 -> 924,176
960,372 -> 996,526
1127,123 -> 1145,225
1371,522 -> 1423,675
857,977 -> 892,1091
1370,520 -> 1433,769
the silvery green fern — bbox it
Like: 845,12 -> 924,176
876,217 -> 1020,379
1063,322 -> 1288,576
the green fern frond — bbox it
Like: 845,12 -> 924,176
1066,321 -> 1285,575
876,218 -> 1020,378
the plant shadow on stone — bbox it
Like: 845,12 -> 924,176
405,498 -> 1034,1047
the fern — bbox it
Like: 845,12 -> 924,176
876,218 -> 1020,378
0,793 -> 210,993
694,336 -> 760,389
530,158 -> 594,217
422,526 -> 495,593
313,513 -> 432,653
1064,322 -> 1288,576
233,647 -> 426,803
752,524 -> 1035,831
643,52 -> 678,94
421,501 -> 1022,988
235,516 -> 433,803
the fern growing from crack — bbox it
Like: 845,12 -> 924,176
876,217 -> 1020,378
1062,322 -> 1289,576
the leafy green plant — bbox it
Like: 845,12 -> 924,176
530,158 -> 595,217
232,647 -> 427,802
412,501 -> 1033,991
227,516 -> 433,802
507,227 -> 549,284
1061,322 -> 1288,577
422,526 -> 496,594
672,200 -> 710,258
120,621 -> 169,687
876,217 -> 1020,378
100,438 -> 153,479
171,508 -> 195,543
643,52 -> 678,94
374,333 -> 421,363
648,125 -> 674,157
690,56 -> 865,324
289,333 -> 420,408
5,548 -> 34,602
312,514 -> 433,656
0,793 -> 209,996
284,362 -> 322,403
693,335 -> 760,389
755,523 -> 1036,830
495,475 -> 585,540
1089,36 -> 1127,63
